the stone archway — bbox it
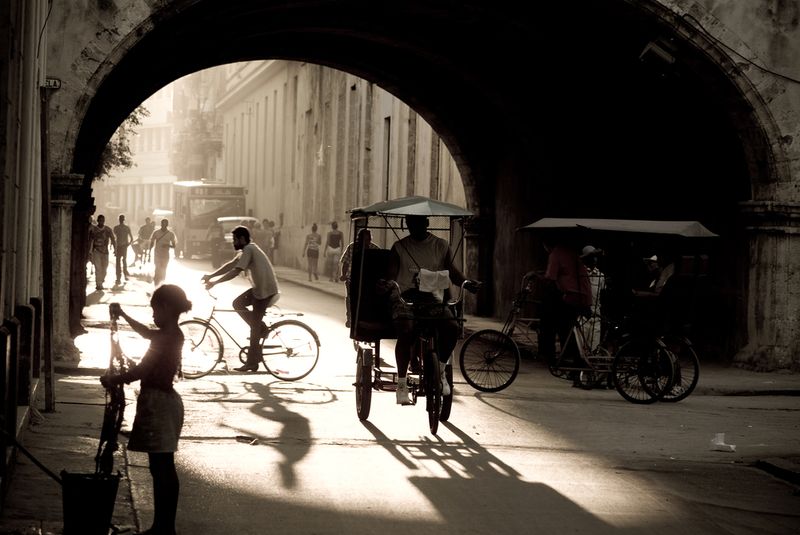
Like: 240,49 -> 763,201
47,0 -> 798,367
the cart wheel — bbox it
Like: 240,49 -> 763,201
612,340 -> 673,404
660,337 -> 700,402
439,363 -> 454,422
355,347 -> 373,420
458,329 -> 520,392
424,351 -> 442,434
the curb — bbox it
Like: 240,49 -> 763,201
753,458 -> 800,486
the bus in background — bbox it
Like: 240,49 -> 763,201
172,180 -> 247,259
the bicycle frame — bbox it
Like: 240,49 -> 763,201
354,280 -> 470,434
197,293 -> 293,352
179,289 -> 321,381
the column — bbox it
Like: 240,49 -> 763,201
736,201 -> 800,370
51,174 -> 83,362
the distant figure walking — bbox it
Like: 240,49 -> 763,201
150,219 -> 177,287
88,214 -> 116,291
302,223 -> 322,282
262,219 -> 276,262
134,217 -> 155,266
323,221 -> 344,282
113,214 -> 134,285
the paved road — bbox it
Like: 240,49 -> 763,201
120,261 -> 799,534
2,257 -> 798,534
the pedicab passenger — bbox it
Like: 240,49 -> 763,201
339,228 -> 381,328
384,215 -> 480,405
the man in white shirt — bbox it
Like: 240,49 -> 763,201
202,226 -> 280,372
387,215 -> 479,404
149,219 -> 177,286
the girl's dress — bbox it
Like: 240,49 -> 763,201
118,327 -> 184,453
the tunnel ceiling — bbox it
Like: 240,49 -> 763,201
74,0 -> 757,228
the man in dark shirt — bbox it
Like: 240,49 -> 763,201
113,214 -> 134,285
88,214 -> 116,291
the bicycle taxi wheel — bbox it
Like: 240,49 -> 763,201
424,350 -> 443,434
661,335 -> 700,402
355,345 -> 374,420
459,329 -> 520,392
611,339 -> 675,404
179,319 -> 224,379
439,362 -> 454,422
261,320 -> 320,381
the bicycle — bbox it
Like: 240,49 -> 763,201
458,272 -> 538,392
459,275 -> 676,403
355,280 -> 471,434
179,291 -> 321,381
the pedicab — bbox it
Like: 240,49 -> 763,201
347,195 -> 477,434
459,217 -> 716,403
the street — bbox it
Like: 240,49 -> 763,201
108,259 -> 800,534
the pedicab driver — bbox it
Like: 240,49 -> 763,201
386,215 -> 480,404
201,225 -> 280,372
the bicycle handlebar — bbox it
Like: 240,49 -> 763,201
382,279 -> 479,307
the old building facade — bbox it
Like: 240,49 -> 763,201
213,60 -> 465,268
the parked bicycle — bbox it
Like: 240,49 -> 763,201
457,272 -> 535,392
179,290 -> 320,380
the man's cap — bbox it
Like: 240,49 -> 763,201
580,245 -> 601,258
644,255 -> 658,262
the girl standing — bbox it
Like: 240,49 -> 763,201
101,284 -> 192,535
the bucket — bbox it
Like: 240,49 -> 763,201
61,470 -> 120,535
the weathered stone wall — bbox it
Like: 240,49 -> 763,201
35,0 -> 800,367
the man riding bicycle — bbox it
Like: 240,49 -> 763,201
386,214 -> 479,404
201,225 -> 280,372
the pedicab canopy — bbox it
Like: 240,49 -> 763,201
519,218 -> 718,238
349,195 -> 473,218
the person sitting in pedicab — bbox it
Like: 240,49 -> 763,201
385,214 -> 479,405
340,228 -> 381,328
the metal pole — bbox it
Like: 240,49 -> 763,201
40,87 -> 55,411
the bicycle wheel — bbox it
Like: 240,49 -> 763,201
640,346 -> 676,401
261,320 -> 320,381
459,329 -> 521,392
355,346 -> 373,420
179,319 -> 224,379
424,350 -> 442,435
439,362 -> 453,422
612,340 -> 671,404
661,337 -> 700,402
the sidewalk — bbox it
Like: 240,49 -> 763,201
2,264 -> 800,534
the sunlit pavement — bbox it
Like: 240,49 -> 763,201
4,256 -> 800,534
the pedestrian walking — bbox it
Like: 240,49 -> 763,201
88,214 -> 116,291
323,221 -> 344,281
262,218 -> 275,262
302,223 -> 322,281
113,214 -> 134,285
149,219 -> 177,287
134,217 -> 155,267
101,284 -> 192,535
